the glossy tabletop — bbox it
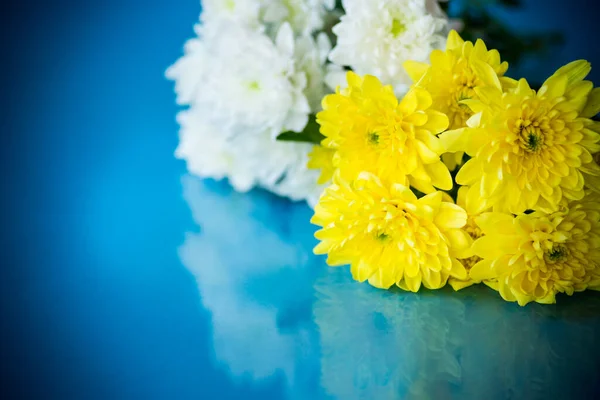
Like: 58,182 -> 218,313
3,0 -> 600,399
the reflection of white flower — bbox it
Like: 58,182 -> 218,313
329,0 -> 448,94
179,176 -> 318,395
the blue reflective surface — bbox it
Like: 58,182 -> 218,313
3,0 -> 600,399
180,177 -> 600,399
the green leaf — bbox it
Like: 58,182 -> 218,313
276,114 -> 325,144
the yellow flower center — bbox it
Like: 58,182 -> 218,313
464,216 -> 483,240
390,18 -> 406,37
368,131 -> 380,145
363,112 -> 409,152
544,244 -> 569,264
376,232 -> 391,242
366,203 -> 411,243
462,255 -> 482,271
247,80 -> 261,91
448,65 -> 478,127
517,119 -> 546,153
225,0 -> 235,11
461,216 -> 483,272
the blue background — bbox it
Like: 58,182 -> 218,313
2,0 -> 600,399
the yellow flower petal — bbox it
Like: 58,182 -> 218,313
480,172 -> 501,197
471,60 -> 502,90
552,59 -> 591,86
423,110 -> 449,133
399,89 -> 418,114
403,60 -> 429,83
582,87 -> 600,118
416,140 -> 440,163
446,29 -> 464,50
445,228 -> 472,255
439,128 -> 469,153
455,159 -> 480,185
449,279 -> 474,291
449,258 -> 468,280
424,161 -> 453,190
474,212 -> 515,235
400,273 -> 422,292
539,73 -> 568,99
435,202 -> 467,230
472,235 -> 508,259
423,269 -> 443,289
469,259 -> 495,282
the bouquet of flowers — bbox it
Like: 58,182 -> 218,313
168,0 -> 600,306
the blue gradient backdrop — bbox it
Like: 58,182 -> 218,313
1,0 -> 599,399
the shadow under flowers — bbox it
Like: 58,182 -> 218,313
314,267 -> 600,400
178,175 -> 322,398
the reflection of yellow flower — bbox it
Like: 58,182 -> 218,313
449,186 -> 489,291
307,145 -> 335,184
314,268 -> 465,400
441,60 -> 600,214
404,30 -> 513,170
317,71 -> 451,194
469,192 -> 600,306
312,172 -> 470,292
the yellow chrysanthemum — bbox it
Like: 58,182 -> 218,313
404,30 -> 511,130
404,30 -> 513,170
448,186 -> 489,291
441,60 -> 600,214
311,172 -> 470,292
581,84 -> 600,192
468,193 -> 600,306
307,145 -> 336,184
317,71 -> 452,194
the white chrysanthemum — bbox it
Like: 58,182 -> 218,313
198,23 -> 311,136
226,127 -> 324,198
266,149 -> 325,205
168,19 -> 331,202
165,25 -> 210,105
329,0 -> 448,94
294,32 -> 331,110
200,0 -> 335,35
175,105 -> 325,198
263,0 -> 336,35
200,0 -> 262,28
174,110 -> 233,183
